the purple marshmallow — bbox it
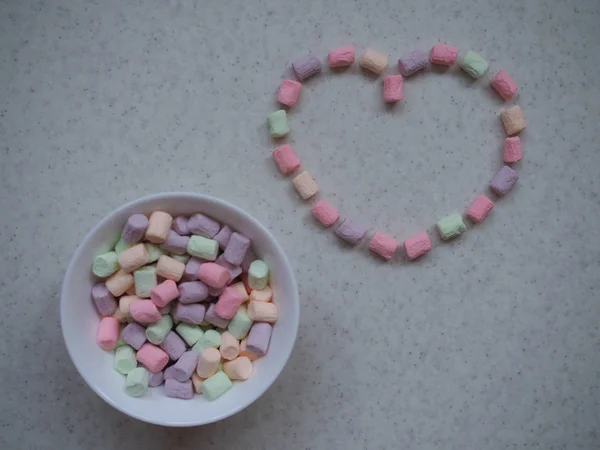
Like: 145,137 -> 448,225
172,302 -> 206,325
121,214 -> 149,244
164,379 -> 194,400
122,323 -> 146,350
164,365 -> 177,380
160,230 -> 190,255
215,255 -> 242,281
214,225 -> 233,250
183,257 -> 203,281
292,55 -> 321,81
246,322 -> 273,356
398,49 -> 428,76
208,285 -> 225,297
178,281 -> 209,304
223,232 -> 251,266
188,213 -> 221,238
159,331 -> 187,360
91,283 -> 117,316
148,371 -> 164,387
335,217 -> 367,244
172,216 -> 189,235
170,350 -> 199,382
241,248 -> 257,272
204,303 -> 230,329
490,165 -> 519,196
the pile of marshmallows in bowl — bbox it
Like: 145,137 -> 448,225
92,210 -> 278,401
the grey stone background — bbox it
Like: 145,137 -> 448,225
1,0 -> 599,448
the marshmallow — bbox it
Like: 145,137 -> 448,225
202,371 -> 232,401
248,260 -> 269,290
437,214 -> 466,240
197,262 -> 230,288
204,304 -> 230,329
220,331 -> 240,360
504,136 -> 523,163
150,279 -> 180,307
247,301 -> 278,323
145,211 -> 173,244
171,216 -> 189,235
144,243 -> 164,263
125,367 -> 149,397
223,357 -> 253,380
175,323 -> 204,346
359,49 -> 388,75
121,214 -> 149,244
277,80 -> 302,107
130,300 -> 161,324
228,306 -> 253,340
148,371 -> 164,387
458,51 -> 488,78
466,194 -> 494,224
398,49 -> 428,76
430,44 -> 459,65
117,244 -> 150,273
117,295 -> 141,321
156,255 -> 185,281
500,105 -> 526,136
178,281 -> 209,304
188,213 -> 221,238
145,314 -> 173,345
214,225 -> 232,250
96,317 -> 120,351
491,70 -> 518,100
170,350 -> 199,382
192,373 -> 204,393
160,230 -> 190,255
383,75 -> 403,103
133,266 -> 156,298
91,283 -> 117,316
292,170 -> 319,199
183,257 -> 203,281
164,379 -> 194,399
122,322 -> 147,350
114,237 -> 133,256
369,231 -> 398,260
187,236 -> 219,261
114,345 -> 137,375
215,287 -> 247,320
215,255 -> 243,281
335,217 -> 367,244
311,200 -> 339,228
193,329 -> 222,353
224,232 -> 250,266
196,347 -> 221,378
249,286 -> 272,303
159,331 -> 187,361
136,343 -> 169,373
490,165 -> 519,196
92,251 -> 119,278
403,232 -> 431,260
241,249 -> 257,272
267,110 -> 290,138
246,322 -> 273,357
328,45 -> 355,68
273,144 -> 301,175
292,55 -> 321,81
172,302 -> 206,325
239,338 -> 260,361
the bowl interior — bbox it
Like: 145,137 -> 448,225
61,193 -> 299,426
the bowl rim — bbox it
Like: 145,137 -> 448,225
60,192 -> 299,426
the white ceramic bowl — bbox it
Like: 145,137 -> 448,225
60,192 -> 299,426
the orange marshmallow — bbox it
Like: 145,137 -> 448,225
145,211 -> 173,244
196,348 -> 221,378
292,170 -> 319,200
230,282 -> 250,300
105,269 -> 134,297
197,262 -> 230,288
249,286 -> 272,302
118,295 -> 141,321
130,299 -> 162,323
192,373 -> 204,394
219,331 -> 240,360
96,317 -> 120,350
117,243 -> 150,272
247,301 -> 278,323
223,357 -> 253,380
136,343 -> 169,373
156,255 -> 185,281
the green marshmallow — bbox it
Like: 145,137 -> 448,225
134,266 -> 157,298
114,237 -> 134,256
228,306 -> 253,340
171,254 -> 190,264
187,236 -> 219,261
192,329 -> 221,353
125,367 -> 149,397
145,315 -> 173,345
202,371 -> 233,401
93,233 -> 120,261
145,243 -> 164,263
248,260 -> 269,290
459,51 -> 488,79
92,251 -> 119,278
114,345 -> 137,375
176,323 -> 204,346
437,214 -> 466,240
267,110 -> 290,138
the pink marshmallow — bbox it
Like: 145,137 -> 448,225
430,45 -> 458,66
214,286 -> 247,320
136,343 -> 169,373
311,200 -> 339,227
369,231 -> 398,260
491,70 -> 518,100
504,136 -> 523,163
277,80 -> 302,107
150,279 -> 180,307
403,232 -> 432,260
466,195 -> 494,223
130,300 -> 162,323
328,45 -> 355,68
272,144 -> 301,175
197,262 -> 230,289
383,75 -> 403,103
96,317 -> 120,351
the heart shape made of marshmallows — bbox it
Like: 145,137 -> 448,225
267,44 -> 525,262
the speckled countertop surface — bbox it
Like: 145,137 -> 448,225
1,0 -> 599,448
